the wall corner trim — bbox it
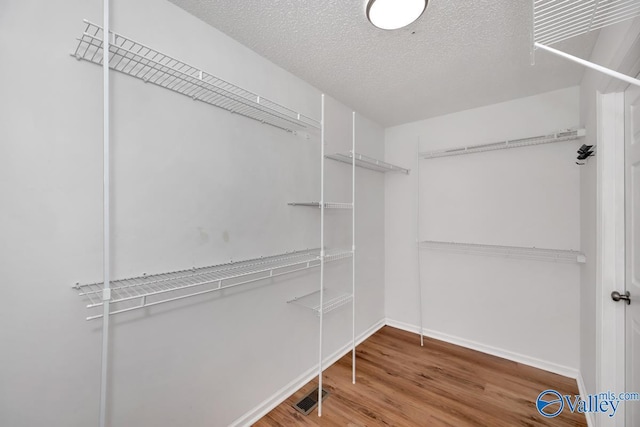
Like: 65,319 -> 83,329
576,372 -> 596,427
230,318 -> 386,426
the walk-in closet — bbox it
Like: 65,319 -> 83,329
2,1 -> 640,426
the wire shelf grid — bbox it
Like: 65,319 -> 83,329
326,152 -> 410,174
420,240 -> 586,264
71,20 -> 320,134
74,248 -> 353,320
534,0 -> 640,46
287,289 -> 354,315
420,129 -> 586,159
323,249 -> 354,262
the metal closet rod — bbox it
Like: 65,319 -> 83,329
532,0 -> 640,86
534,43 -> 640,88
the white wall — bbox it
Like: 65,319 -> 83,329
385,87 -> 582,372
578,17 -> 640,401
0,1 -> 385,426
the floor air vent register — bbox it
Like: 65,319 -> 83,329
293,388 -> 329,415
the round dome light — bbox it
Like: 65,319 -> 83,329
366,0 -> 428,30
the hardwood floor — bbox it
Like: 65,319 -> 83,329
255,326 -> 586,426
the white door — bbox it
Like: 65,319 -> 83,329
625,84 -> 640,427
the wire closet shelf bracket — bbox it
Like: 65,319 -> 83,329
71,20 -> 320,134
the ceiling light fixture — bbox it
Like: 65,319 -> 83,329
366,0 -> 428,30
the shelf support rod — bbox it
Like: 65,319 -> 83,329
99,0 -> 111,426
534,42 -> 640,88
318,94 -> 325,417
352,112 -> 356,384
416,140 -> 424,347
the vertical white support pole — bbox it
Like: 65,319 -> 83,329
99,0 -> 111,426
318,94 -> 325,417
416,142 -> 424,347
351,112 -> 356,385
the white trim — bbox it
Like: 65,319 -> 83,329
229,319 -> 386,427
576,372 -> 596,427
595,92 -> 627,427
385,318 -> 423,334
385,318 -> 579,379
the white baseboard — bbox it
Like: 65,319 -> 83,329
385,318 -> 580,379
388,319 -> 598,426
576,372 -> 596,427
229,318 -> 386,427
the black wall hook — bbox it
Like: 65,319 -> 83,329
576,144 -> 594,165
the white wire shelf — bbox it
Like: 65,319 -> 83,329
534,0 -> 640,46
323,249 -> 354,262
74,248 -> 352,321
288,202 -> 353,209
71,20 -> 320,134
326,152 -> 410,174
287,289 -> 354,316
419,129 -> 586,159
420,240 -> 586,264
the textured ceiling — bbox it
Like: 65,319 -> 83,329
168,0 -> 598,127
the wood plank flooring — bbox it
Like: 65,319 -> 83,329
255,326 -> 586,426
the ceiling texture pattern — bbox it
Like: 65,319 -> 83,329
168,0 -> 598,127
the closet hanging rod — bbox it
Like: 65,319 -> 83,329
73,248 -> 352,320
419,129 -> 585,159
71,20 -> 320,134
534,43 -> 640,88
420,240 -> 586,264
326,152 -> 410,174
531,0 -> 640,88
